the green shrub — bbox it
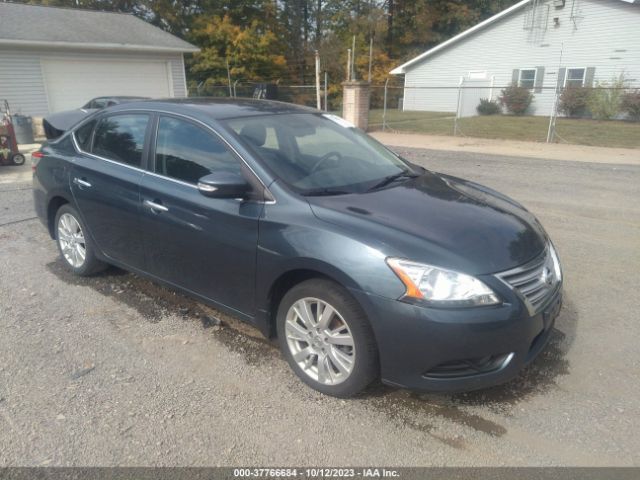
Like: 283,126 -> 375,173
559,86 -> 590,118
587,74 -> 626,120
621,90 -> 640,121
499,84 -> 533,115
476,98 -> 501,115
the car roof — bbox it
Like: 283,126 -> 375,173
105,97 -> 318,120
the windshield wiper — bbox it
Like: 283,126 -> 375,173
366,170 -> 419,192
302,188 -> 351,197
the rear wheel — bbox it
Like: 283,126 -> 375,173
12,154 -> 25,166
55,204 -> 106,276
277,279 -> 379,397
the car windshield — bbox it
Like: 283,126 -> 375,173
224,113 -> 416,195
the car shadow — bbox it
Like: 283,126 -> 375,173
46,261 -> 281,365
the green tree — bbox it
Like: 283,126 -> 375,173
188,14 -> 287,91
587,74 -> 627,121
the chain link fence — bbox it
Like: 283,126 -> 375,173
369,77 -> 640,149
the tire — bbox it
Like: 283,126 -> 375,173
12,154 -> 25,166
276,278 -> 379,397
54,204 -> 106,276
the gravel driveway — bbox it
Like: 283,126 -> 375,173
0,149 -> 638,466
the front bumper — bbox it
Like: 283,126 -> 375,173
350,284 -> 562,393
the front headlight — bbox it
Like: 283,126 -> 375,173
549,243 -> 562,282
386,257 -> 500,307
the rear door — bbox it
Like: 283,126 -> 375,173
70,113 -> 150,269
139,115 -> 262,315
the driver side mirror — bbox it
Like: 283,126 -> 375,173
197,171 -> 251,199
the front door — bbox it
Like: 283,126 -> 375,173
139,115 -> 261,315
70,113 -> 150,269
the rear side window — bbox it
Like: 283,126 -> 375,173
155,116 -> 241,184
75,120 -> 96,151
93,114 -> 149,167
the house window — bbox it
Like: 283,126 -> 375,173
518,69 -> 537,89
468,70 -> 487,80
565,68 -> 586,87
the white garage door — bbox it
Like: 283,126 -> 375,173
42,58 -> 172,113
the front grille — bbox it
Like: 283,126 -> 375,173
497,247 -> 560,315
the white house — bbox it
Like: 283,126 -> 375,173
0,2 -> 198,120
390,0 -> 640,116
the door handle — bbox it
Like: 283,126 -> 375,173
73,177 -> 92,188
143,199 -> 169,213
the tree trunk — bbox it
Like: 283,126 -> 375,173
386,0 -> 394,56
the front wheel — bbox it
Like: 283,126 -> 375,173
12,154 -> 25,166
277,279 -> 379,397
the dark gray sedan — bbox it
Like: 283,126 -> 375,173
32,99 -> 563,397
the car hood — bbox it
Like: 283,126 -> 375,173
306,171 -> 547,274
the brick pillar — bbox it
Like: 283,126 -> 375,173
342,81 -> 370,130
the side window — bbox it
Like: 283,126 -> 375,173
75,119 -> 97,151
518,69 -> 537,89
566,68 -> 586,88
93,114 -> 149,167
155,116 -> 242,184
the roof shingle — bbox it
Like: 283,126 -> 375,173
0,2 -> 198,53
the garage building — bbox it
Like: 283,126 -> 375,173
0,2 -> 198,124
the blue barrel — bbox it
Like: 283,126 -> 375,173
11,114 -> 34,144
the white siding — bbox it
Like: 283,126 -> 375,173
0,47 -> 188,117
401,0 -> 640,116
0,51 -> 49,117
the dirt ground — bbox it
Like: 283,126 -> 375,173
370,132 -> 640,166
0,147 -> 639,466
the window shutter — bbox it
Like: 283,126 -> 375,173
512,69 -> 520,86
585,67 -> 596,87
534,66 -> 545,93
557,67 -> 566,90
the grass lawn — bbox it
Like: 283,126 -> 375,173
368,109 -> 640,149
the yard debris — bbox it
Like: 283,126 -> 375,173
69,363 -> 95,380
120,425 -> 134,435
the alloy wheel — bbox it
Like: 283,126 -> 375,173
57,213 -> 86,268
284,297 -> 356,385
